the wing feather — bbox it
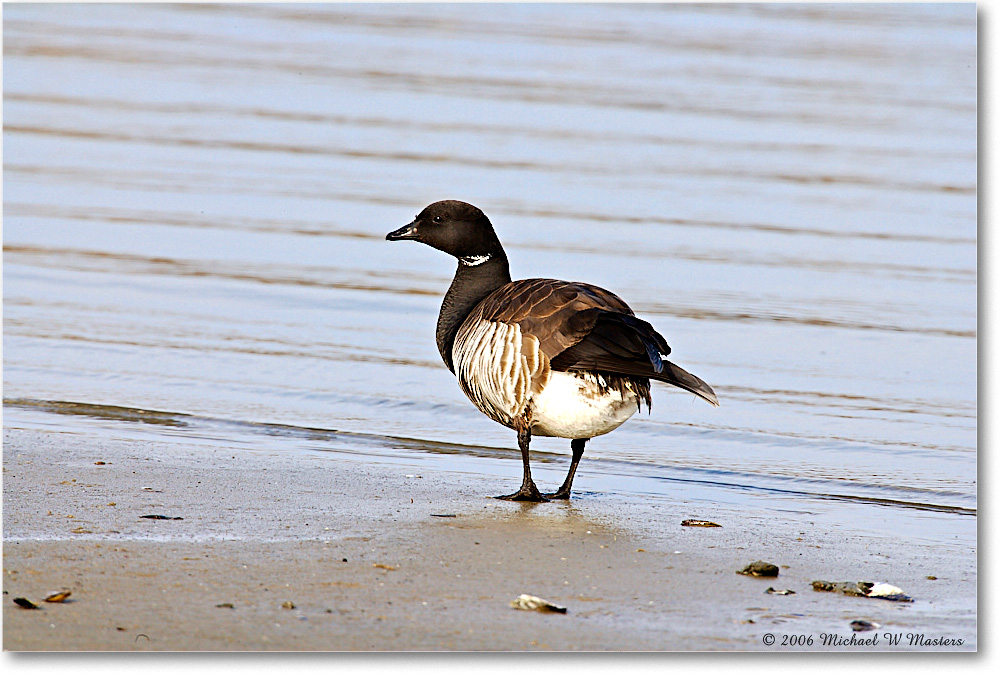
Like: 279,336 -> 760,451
460,278 -> 718,408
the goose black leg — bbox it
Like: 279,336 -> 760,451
544,438 -> 588,500
495,427 -> 548,502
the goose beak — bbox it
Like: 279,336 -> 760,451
386,220 -> 419,241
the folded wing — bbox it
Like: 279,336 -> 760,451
460,279 -> 718,411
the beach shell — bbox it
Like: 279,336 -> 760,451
865,582 -> 912,602
509,594 -> 567,614
44,589 -> 72,603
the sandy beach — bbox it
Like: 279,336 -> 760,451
3,423 -> 976,652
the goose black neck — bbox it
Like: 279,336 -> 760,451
435,253 -> 511,372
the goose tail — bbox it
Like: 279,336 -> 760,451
653,360 -> 719,407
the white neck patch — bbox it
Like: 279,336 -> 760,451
459,254 -> 491,267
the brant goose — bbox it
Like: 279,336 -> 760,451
387,200 -> 718,502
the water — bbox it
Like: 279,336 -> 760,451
4,3 -> 976,547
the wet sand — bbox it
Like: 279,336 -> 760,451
3,426 -> 975,651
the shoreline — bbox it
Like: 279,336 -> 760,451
3,423 -> 976,651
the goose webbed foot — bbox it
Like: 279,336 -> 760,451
540,439 -> 587,501
494,427 -> 549,502
494,483 -> 549,502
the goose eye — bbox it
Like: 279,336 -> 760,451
432,215 -> 443,223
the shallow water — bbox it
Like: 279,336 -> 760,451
4,2 -> 976,553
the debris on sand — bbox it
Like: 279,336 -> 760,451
811,580 -> 912,602
509,594 -> 567,614
765,587 -> 795,595
681,519 -> 721,528
737,561 -> 780,577
44,590 -> 72,603
13,597 -> 40,610
812,580 -> 868,596
281,601 -> 296,610
851,619 -> 881,632
866,583 -> 912,601
140,514 -> 183,520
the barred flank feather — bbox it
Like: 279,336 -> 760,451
453,319 -> 549,429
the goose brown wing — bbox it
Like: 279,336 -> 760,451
452,279 -> 634,426
552,311 -> 718,406
467,278 -> 635,359
468,278 -> 718,407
